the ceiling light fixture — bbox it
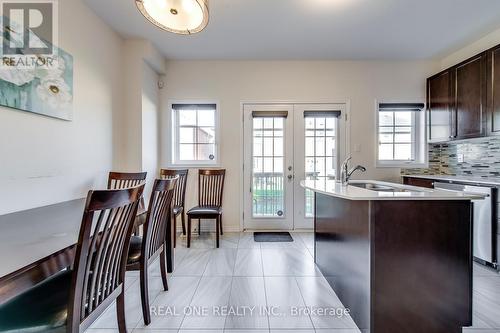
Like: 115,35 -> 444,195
135,0 -> 209,35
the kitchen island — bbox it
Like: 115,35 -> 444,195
302,180 -> 484,333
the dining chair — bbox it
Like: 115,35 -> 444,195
186,169 -> 226,248
107,171 -> 148,189
0,184 -> 145,333
160,168 -> 189,248
125,177 -> 177,325
108,171 -> 147,234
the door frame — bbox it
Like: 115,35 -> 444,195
239,100 -> 351,231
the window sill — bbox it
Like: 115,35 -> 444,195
167,162 -> 221,168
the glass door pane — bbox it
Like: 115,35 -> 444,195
304,116 -> 337,217
252,117 -> 285,217
244,104 -> 294,231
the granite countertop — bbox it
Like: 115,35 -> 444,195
403,174 -> 500,187
301,179 -> 486,201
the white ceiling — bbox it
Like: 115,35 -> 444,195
84,0 -> 500,60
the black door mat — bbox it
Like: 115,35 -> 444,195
254,232 -> 293,242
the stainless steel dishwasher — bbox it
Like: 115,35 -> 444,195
434,182 -> 497,268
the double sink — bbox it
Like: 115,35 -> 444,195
349,181 -> 418,193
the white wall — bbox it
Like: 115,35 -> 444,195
141,63 -> 160,201
0,0 -> 124,215
118,39 -> 165,203
117,39 -> 166,174
118,40 -> 144,172
440,27 -> 500,70
161,60 -> 438,231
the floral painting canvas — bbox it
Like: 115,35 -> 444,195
0,47 -> 73,121
0,9 -> 73,122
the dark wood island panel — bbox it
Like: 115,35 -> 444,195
314,192 -> 472,333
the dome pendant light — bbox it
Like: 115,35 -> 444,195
135,0 -> 209,35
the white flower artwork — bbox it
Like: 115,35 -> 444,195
0,68 -> 36,86
0,18 -> 74,121
36,75 -> 72,109
35,56 -> 66,80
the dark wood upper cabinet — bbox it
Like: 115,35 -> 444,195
427,50 -> 488,142
452,54 -> 487,140
487,45 -> 500,135
428,70 -> 453,142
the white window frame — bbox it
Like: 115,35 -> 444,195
168,100 -> 220,167
375,100 -> 427,168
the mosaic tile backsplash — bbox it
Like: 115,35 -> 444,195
402,136 -> 500,179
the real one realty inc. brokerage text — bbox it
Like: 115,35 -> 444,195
150,305 -> 351,318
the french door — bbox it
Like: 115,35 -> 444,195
243,104 -> 294,230
243,103 -> 347,230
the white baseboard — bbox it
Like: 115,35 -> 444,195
175,226 -> 314,233
237,228 -> 313,233
175,225 -> 241,233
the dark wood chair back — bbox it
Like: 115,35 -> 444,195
108,172 -> 148,220
159,169 -> 188,208
142,177 -> 178,262
107,172 -> 147,189
68,184 -> 145,332
198,169 -> 226,207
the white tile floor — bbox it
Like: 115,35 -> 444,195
87,232 -> 500,333
466,263 -> 500,333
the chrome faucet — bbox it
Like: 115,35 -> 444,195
340,156 -> 366,185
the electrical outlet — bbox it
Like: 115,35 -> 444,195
457,153 -> 464,163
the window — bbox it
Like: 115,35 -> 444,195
376,102 -> 426,168
171,103 -> 219,166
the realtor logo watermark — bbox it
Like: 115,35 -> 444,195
1,0 -> 58,69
